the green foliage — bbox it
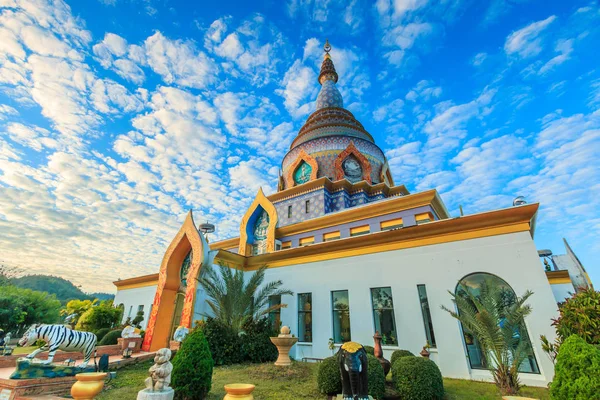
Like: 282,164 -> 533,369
62,299 -> 96,326
13,275 -> 93,303
553,288 -> 600,345
442,279 -> 535,395
95,328 -> 111,342
317,356 -> 341,395
240,318 -> 278,363
366,354 -> 386,400
550,335 -> 600,400
0,285 -> 61,333
199,318 -> 243,365
390,349 -> 415,365
131,310 -> 145,328
75,300 -> 122,332
200,264 -> 293,334
172,328 -> 214,400
99,329 -> 122,346
363,345 -> 375,355
392,356 -> 444,400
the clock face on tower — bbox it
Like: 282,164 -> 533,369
342,157 -> 362,183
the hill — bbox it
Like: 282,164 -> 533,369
12,275 -> 112,303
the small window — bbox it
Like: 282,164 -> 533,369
137,305 -> 144,313
416,212 -> 434,224
268,295 -> 282,331
323,231 -> 341,241
298,293 -> 312,342
305,200 -> 310,213
370,287 -> 398,345
380,218 -> 403,231
332,290 -> 351,343
127,305 -> 133,319
299,236 -> 315,246
281,241 -> 292,249
350,225 -> 370,236
288,205 -> 292,218
417,285 -> 437,348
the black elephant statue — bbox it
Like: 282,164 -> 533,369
337,342 -> 369,400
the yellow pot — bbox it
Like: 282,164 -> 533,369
71,372 -> 108,400
224,383 -> 256,400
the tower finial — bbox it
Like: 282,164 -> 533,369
324,38 -> 331,54
318,39 -> 338,85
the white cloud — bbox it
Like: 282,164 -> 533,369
538,39 -> 573,75
471,52 -> 487,66
276,59 -> 316,119
504,15 -> 557,58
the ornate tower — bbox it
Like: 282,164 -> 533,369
280,39 -> 394,190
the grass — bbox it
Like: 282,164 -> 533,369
98,360 -> 551,400
11,346 -> 38,355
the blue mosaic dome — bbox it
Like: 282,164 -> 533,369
316,80 -> 343,110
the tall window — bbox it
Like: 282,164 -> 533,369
456,273 -> 540,373
268,295 -> 281,331
288,205 -> 292,218
305,200 -> 310,213
137,304 -> 144,313
370,287 -> 398,345
417,285 -> 436,348
298,293 -> 312,342
332,290 -> 351,343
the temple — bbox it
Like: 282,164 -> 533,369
113,40 -> 592,387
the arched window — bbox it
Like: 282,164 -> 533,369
456,273 -> 540,374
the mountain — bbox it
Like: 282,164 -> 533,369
89,292 -> 115,301
12,275 -> 112,303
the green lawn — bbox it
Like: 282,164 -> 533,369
11,346 -> 38,355
98,360 -> 550,400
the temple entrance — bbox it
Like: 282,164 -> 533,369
170,292 -> 185,341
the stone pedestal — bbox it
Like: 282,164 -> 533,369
224,383 -> 255,399
118,337 -> 143,354
270,326 -> 298,367
137,388 -> 175,400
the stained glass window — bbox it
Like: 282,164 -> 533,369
294,161 -> 312,185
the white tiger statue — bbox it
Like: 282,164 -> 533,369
18,324 -> 97,367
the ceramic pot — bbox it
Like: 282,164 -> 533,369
223,383 -> 256,400
71,372 -> 108,399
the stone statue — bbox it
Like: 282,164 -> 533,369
338,342 -> 369,400
145,348 -> 173,392
173,326 -> 189,343
122,325 -> 142,338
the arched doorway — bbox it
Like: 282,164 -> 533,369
455,273 -> 540,374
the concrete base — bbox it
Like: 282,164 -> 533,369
137,388 -> 174,400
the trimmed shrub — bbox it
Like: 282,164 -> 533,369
98,329 -> 122,346
363,345 -> 375,355
367,354 -> 386,400
317,356 -> 341,395
95,328 -> 110,342
392,356 -> 444,400
553,289 -> 600,345
240,318 -> 278,363
550,334 -> 600,400
200,318 -> 243,365
172,328 -> 213,400
390,349 -> 414,365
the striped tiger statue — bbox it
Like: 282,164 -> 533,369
18,324 -> 97,367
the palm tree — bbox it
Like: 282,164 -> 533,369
442,279 -> 534,395
199,264 -> 293,333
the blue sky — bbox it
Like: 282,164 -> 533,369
0,0 -> 598,293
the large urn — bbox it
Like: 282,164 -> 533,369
373,332 -> 391,376
269,326 -> 298,366
71,372 -> 107,399
224,383 -> 256,399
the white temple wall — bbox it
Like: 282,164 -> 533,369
264,231 -> 559,387
114,285 -> 157,330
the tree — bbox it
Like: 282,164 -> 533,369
0,285 -> 61,334
442,279 -> 534,396
61,299 -> 96,326
75,300 -> 122,332
131,309 -> 145,328
0,264 -> 18,286
200,264 -> 293,334
553,288 -> 600,345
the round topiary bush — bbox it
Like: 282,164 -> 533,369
317,356 -> 341,396
550,334 -> 600,399
363,345 -> 375,355
366,354 -> 386,400
95,328 -> 110,342
390,349 -> 414,365
98,329 -> 122,346
392,356 -> 444,400
171,328 -> 214,400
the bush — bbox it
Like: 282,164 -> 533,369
392,356 -> 444,400
75,300 -> 121,332
95,328 -> 110,342
363,345 -> 375,355
390,349 -> 414,365
367,354 -> 386,400
240,318 -> 278,363
553,289 -> 600,345
550,335 -> 600,400
199,318 -> 243,365
317,356 -> 341,395
172,328 -> 213,400
98,329 -> 122,346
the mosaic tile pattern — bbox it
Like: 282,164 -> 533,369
316,79 -> 343,110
